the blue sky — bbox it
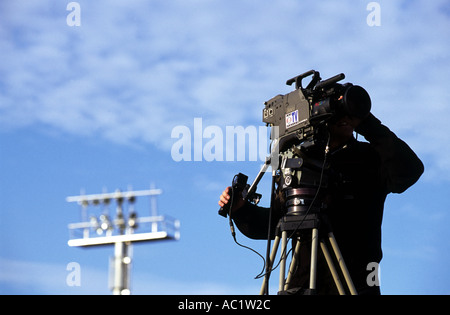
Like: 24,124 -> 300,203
1,0 -> 449,294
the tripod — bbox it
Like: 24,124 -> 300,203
242,137 -> 357,295
259,211 -> 357,295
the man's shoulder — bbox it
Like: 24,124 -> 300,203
347,138 -> 379,161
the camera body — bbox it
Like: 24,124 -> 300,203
263,84 -> 313,143
220,70 -> 371,218
263,70 -> 371,146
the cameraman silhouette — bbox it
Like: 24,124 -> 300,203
219,112 -> 424,295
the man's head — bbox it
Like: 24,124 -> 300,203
328,115 -> 361,149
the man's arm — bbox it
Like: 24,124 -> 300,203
355,113 -> 424,193
230,202 -> 273,240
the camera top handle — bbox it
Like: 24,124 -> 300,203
286,70 -> 346,93
286,70 -> 321,90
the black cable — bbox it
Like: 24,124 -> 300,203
261,173 -> 276,294
227,176 -> 266,280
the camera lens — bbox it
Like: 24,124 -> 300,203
343,85 -> 371,119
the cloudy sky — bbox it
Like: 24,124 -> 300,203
1,0 -> 449,295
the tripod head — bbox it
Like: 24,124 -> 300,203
278,141 -> 329,217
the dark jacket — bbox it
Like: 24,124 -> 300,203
231,114 -> 424,294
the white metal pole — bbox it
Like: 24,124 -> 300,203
112,241 -> 130,295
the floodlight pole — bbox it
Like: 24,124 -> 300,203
112,196 -> 129,295
112,240 -> 130,295
67,187 -> 180,295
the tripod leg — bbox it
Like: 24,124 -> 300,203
284,237 -> 301,291
319,239 -> 346,295
259,235 -> 280,295
309,228 -> 319,293
279,231 -> 288,292
327,232 -> 358,295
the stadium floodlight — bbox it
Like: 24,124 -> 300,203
67,186 -> 180,295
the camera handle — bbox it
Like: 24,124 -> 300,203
286,70 -> 321,90
218,173 -> 248,218
218,137 -> 280,218
285,70 -> 346,93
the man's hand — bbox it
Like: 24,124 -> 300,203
218,186 -> 246,212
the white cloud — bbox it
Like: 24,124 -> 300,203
0,0 -> 449,178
